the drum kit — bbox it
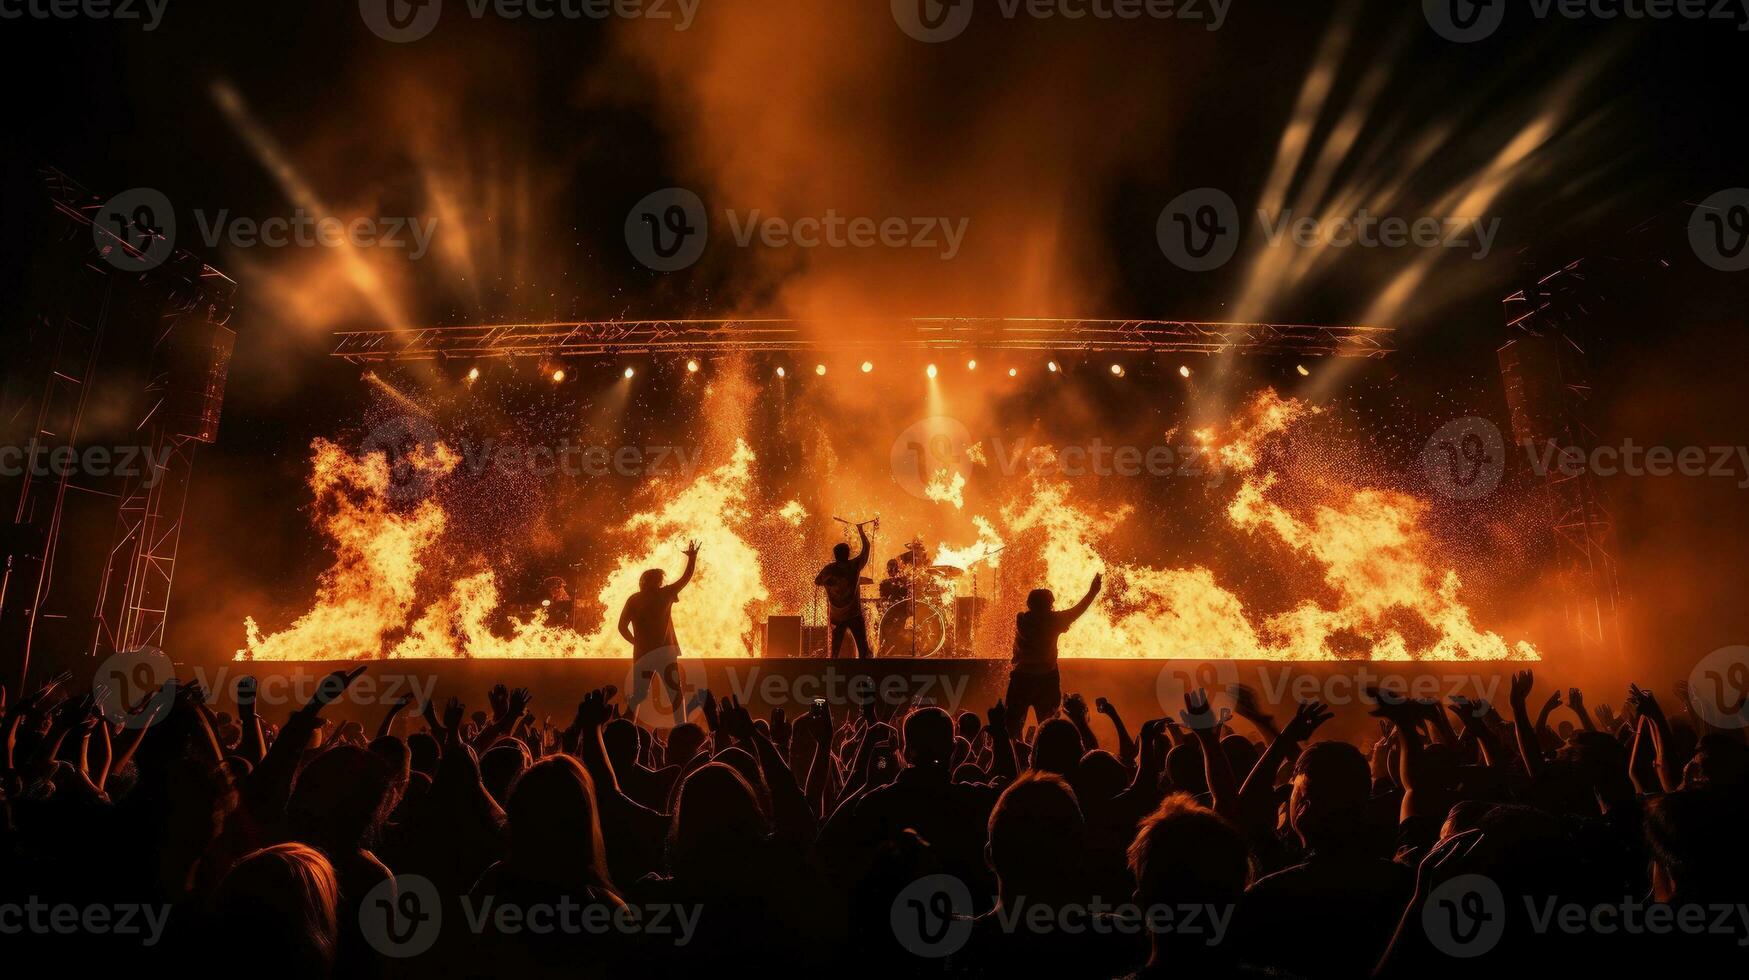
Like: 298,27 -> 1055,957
867,537 -> 998,658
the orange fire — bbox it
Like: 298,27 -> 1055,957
241,389 -> 1535,662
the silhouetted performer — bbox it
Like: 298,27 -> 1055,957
620,541 -> 698,722
1004,573 -> 1101,736
816,522 -> 874,659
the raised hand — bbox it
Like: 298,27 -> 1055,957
443,696 -> 465,732
1095,696 -> 1116,717
301,666 -> 366,717
699,688 -> 720,731
509,687 -> 533,717
1508,670 -> 1535,709
718,695 -> 754,740
1567,687 -> 1585,713
1628,683 -> 1666,724
1366,685 -> 1421,727
1281,699 -> 1334,743
1180,688 -> 1230,732
986,700 -> 1007,736
573,689 -> 612,732
236,676 -> 258,719
488,684 -> 510,720
1062,693 -> 1089,721
683,539 -> 701,558
1448,695 -> 1492,731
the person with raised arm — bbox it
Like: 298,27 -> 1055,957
815,518 -> 877,659
1002,572 -> 1102,736
620,540 -> 699,724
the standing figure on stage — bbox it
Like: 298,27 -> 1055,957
620,540 -> 699,723
816,520 -> 876,659
1004,572 -> 1102,736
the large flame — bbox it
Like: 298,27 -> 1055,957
239,440 -> 455,661
242,390 -> 1534,662
1003,391 -> 1535,661
240,438 -> 772,660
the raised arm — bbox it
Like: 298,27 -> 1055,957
669,540 -> 700,593
852,524 -> 871,571
1239,700 -> 1332,812
1183,689 -> 1238,819
1507,670 -> 1546,782
1059,572 -> 1103,626
1095,697 -> 1137,766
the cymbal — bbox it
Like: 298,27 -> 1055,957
926,565 -> 965,578
859,577 -> 875,585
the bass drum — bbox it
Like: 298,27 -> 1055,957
877,599 -> 948,658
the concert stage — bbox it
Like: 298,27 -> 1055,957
224,657 -> 1526,743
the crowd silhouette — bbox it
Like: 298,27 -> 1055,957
2,647 -> 1747,977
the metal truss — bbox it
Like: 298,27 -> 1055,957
332,318 -> 1393,364
1499,258 -> 1625,665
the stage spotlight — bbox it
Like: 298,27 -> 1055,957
551,368 -> 566,383
1047,360 -> 1059,373
966,359 -> 977,371
1179,365 -> 1191,378
815,364 -> 827,376
466,366 -> 481,383
861,360 -> 874,373
623,367 -> 636,379
926,363 -> 938,378
1296,364 -> 1311,377
1110,363 -> 1125,377
776,366 -> 787,378
1008,367 -> 1018,377
686,359 -> 700,374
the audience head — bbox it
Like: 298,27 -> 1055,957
1031,718 -> 1083,775
1290,740 -> 1373,851
504,755 -> 612,892
902,707 -> 954,770
986,772 -> 1086,901
286,744 -> 394,853
213,843 -> 340,978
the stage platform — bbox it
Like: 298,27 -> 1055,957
217,657 -> 1526,742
